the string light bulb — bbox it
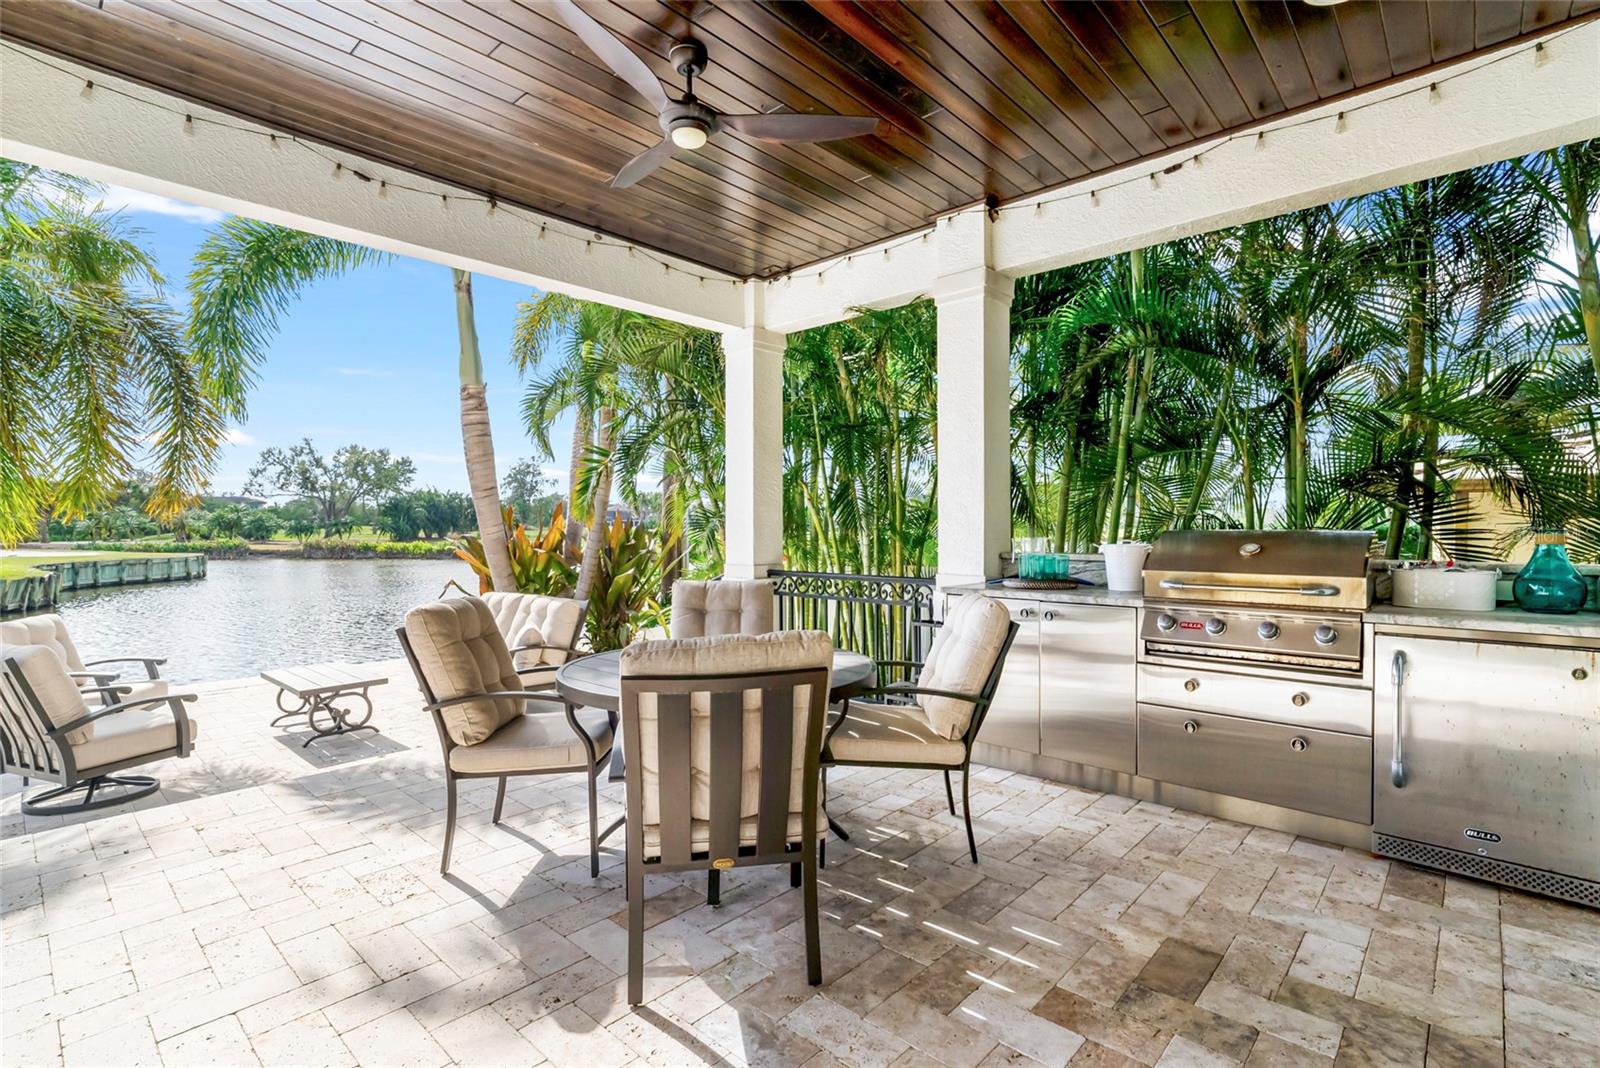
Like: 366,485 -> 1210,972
1256,131 -> 1266,150
485,196 -> 497,217
1335,111 -> 1348,133
441,194 -> 450,210
378,180 -> 389,199
1428,82 -> 1441,103
1535,41 -> 1550,66
183,114 -> 195,136
80,79 -> 93,98
269,133 -> 282,151
333,162 -> 344,180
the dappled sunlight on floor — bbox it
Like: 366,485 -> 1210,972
3,664 -> 1598,1067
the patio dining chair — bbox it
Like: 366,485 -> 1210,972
669,579 -> 774,638
0,644 -> 198,815
398,596 -> 613,876
479,591 -> 589,690
1,613 -> 169,706
822,594 -> 1017,863
619,629 -> 833,1004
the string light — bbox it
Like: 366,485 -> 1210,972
12,21 -> 1577,290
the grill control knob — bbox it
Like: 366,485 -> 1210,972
1183,720 -> 1200,734
1289,737 -> 1308,752
1257,621 -> 1281,641
1183,678 -> 1200,692
1204,617 -> 1227,636
1155,613 -> 1177,632
1313,624 -> 1338,646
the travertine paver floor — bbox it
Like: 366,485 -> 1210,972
3,663 -> 1598,1067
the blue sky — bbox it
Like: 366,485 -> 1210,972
98,184 -> 577,498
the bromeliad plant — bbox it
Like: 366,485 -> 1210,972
584,517 -> 680,651
452,501 -> 576,596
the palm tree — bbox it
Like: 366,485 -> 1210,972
188,219 -> 518,590
0,160 -> 228,544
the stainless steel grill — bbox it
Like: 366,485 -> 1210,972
1140,530 -> 1374,675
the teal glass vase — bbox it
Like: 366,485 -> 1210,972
1512,533 -> 1588,614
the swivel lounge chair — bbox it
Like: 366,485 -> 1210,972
0,644 -> 198,815
1,613 -> 169,705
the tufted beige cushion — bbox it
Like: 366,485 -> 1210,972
1,614 -> 86,672
2,644 -> 95,745
448,707 -> 612,774
916,595 -> 1012,739
403,597 -> 525,746
621,629 -> 831,853
480,592 -> 585,672
670,580 -> 775,639
825,701 -> 967,765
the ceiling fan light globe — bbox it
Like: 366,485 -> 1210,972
671,125 -> 708,150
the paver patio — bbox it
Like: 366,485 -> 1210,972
3,664 -> 1596,1068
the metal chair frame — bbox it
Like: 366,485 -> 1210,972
621,663 -> 830,1005
822,620 -> 1019,863
0,654 -> 197,816
395,626 -> 617,876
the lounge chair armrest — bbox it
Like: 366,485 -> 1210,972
874,658 -> 924,670
52,692 -> 199,738
855,684 -> 985,704
82,656 -> 166,679
508,640 -> 560,655
68,670 -> 123,687
80,683 -> 135,702
425,690 -> 570,713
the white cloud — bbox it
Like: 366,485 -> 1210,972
95,184 -> 225,224
224,427 -> 254,445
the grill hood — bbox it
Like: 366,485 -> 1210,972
1143,530 -> 1374,611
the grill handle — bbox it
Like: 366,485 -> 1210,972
1158,579 -> 1340,597
1390,649 -> 1408,789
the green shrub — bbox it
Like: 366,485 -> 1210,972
69,539 -> 249,556
300,539 -> 455,559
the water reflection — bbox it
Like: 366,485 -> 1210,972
46,558 -> 472,683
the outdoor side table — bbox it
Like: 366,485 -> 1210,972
262,663 -> 386,747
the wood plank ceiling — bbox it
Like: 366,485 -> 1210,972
3,1 -> 1594,278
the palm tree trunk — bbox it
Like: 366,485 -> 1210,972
575,406 -> 615,599
1556,145 -> 1600,385
658,465 -> 682,601
453,270 -> 516,593
565,406 -> 591,561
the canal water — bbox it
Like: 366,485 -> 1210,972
46,557 -> 475,683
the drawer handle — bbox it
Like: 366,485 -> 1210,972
1289,736 -> 1308,752
1391,650 -> 1408,789
1291,692 -> 1309,707
1182,720 -> 1200,734
1183,678 -> 1200,693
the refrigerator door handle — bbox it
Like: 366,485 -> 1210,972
1390,650 -> 1408,788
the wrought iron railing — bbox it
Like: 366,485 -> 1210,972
769,570 -> 938,682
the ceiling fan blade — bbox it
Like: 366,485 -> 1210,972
612,139 -> 675,188
720,112 -> 879,143
551,0 -> 670,113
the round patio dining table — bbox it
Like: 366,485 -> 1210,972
555,647 -> 877,782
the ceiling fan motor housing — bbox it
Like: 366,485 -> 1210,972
670,40 -> 708,79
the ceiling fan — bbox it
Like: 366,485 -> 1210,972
552,0 -> 881,189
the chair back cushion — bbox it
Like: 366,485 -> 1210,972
670,579 -> 775,639
621,630 -> 831,852
481,592 -> 585,670
1,644 -> 94,746
0,614 -> 87,673
917,595 -> 1012,739
402,597 -> 523,746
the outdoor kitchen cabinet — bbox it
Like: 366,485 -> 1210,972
978,597 -> 1137,772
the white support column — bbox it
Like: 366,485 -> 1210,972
934,210 -> 1014,589
722,316 -> 786,579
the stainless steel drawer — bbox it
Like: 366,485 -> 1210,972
1137,704 -> 1372,824
1137,663 -> 1372,735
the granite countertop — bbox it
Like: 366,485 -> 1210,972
947,582 -> 1144,608
1366,603 -> 1600,640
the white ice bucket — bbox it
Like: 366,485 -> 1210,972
1100,541 -> 1151,592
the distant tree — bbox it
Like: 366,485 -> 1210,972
244,439 -> 414,534
377,488 -> 474,540
207,503 -> 249,537
240,507 -> 279,540
501,458 -> 552,522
